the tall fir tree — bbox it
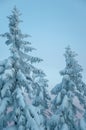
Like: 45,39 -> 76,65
48,46 -> 86,130
0,7 -> 44,130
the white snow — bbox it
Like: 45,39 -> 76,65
63,74 -> 70,81
1,82 -> 11,98
61,123 -> 69,130
0,98 -> 9,115
61,95 -> 69,111
25,108 -> 40,130
55,92 -> 62,105
79,117 -> 86,130
16,88 -> 25,109
28,105 -> 42,126
4,126 -> 16,130
5,57 -> 13,69
2,69 -> 14,80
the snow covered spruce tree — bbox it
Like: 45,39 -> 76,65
32,71 -> 51,130
0,7 -> 45,130
48,46 -> 86,130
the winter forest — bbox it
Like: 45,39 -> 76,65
0,6 -> 86,130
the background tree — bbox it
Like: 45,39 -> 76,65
48,46 -> 86,130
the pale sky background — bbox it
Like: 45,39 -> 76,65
0,0 -> 86,89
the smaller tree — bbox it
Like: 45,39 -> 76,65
48,46 -> 86,130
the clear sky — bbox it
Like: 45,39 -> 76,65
0,0 -> 86,89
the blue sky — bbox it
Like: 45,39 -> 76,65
0,0 -> 86,88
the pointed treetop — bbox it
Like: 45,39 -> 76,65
7,6 -> 22,28
63,46 -> 82,71
64,45 -> 77,59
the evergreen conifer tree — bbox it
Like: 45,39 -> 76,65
48,46 -> 86,130
0,7 -> 44,130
